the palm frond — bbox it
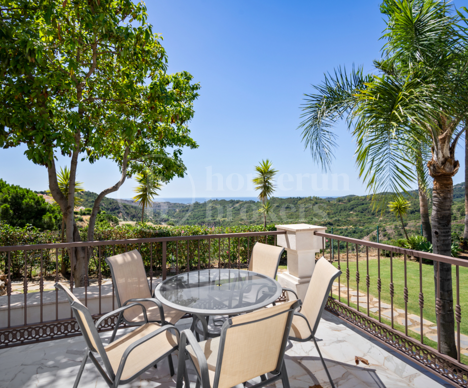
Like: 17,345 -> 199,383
133,170 -> 162,210
252,160 -> 277,202
381,0 -> 460,67
298,66 -> 371,171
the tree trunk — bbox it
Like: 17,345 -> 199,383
431,175 -> 457,358
399,213 -> 409,240
142,204 -> 145,223
426,119 -> 462,358
415,148 -> 431,242
464,126 -> 468,240
418,185 -> 432,242
60,217 -> 68,277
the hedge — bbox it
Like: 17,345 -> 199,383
1,223 -> 280,280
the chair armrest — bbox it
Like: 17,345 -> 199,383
282,287 -> 299,300
179,329 -> 211,388
123,297 -> 166,324
115,325 -> 180,384
95,303 -> 148,329
291,311 -> 314,340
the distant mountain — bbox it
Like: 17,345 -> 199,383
31,183 -> 466,240
75,191 -> 143,221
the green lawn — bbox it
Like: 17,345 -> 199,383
330,256 -> 468,336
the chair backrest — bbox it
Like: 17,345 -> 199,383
55,283 -> 110,366
301,257 -> 341,337
248,242 -> 284,279
214,299 -> 300,388
106,250 -> 152,321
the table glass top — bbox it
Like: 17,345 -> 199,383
155,269 -> 281,315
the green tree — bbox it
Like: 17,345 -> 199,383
252,160 -> 277,227
133,169 -> 162,222
0,1 -> 200,286
388,197 -> 410,240
298,0 -> 468,357
0,179 -> 60,230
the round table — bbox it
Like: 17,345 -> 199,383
155,269 -> 282,337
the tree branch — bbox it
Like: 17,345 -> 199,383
87,146 -> 131,241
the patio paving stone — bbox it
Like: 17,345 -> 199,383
0,311 -> 451,388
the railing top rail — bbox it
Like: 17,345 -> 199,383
316,231 -> 468,268
0,230 -> 286,252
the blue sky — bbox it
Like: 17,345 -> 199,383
1,0 -> 467,200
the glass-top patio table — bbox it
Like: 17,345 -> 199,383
154,268 -> 282,337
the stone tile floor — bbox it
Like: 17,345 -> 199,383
0,311 -> 452,388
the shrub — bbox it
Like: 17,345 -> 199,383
80,223 -> 278,276
0,180 -> 61,230
0,222 -> 60,277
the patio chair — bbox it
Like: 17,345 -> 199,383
55,282 -> 186,388
286,257 -> 341,388
105,250 -> 185,342
176,299 -> 301,388
248,242 -> 284,279
248,242 -> 285,304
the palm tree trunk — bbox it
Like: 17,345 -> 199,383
432,174 -> 457,358
142,204 -> 145,223
399,213 -> 409,240
464,126 -> 468,240
418,186 -> 432,242
415,150 -> 432,242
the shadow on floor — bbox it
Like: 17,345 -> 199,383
281,355 -> 386,388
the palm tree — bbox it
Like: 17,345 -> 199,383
299,0 -> 468,357
299,65 -> 433,239
258,200 -> 273,227
388,197 -> 410,240
252,160 -> 278,227
133,170 -> 162,222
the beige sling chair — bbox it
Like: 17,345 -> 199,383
286,257 -> 342,388
247,242 -> 285,305
55,283 -> 187,388
105,250 -> 185,341
176,299 -> 301,388
248,242 -> 284,279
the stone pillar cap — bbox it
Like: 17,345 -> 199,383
275,224 -> 326,232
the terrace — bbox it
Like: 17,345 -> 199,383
0,224 -> 466,387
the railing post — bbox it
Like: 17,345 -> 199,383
275,224 -> 326,300
162,241 -> 167,280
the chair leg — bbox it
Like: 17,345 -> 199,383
176,350 -> 187,388
168,353 -> 175,376
73,351 -> 89,388
184,363 -> 190,388
313,337 -> 336,388
280,360 -> 290,388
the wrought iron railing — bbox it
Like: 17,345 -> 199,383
0,230 -> 284,348
317,231 -> 468,387
2,227 -> 467,386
